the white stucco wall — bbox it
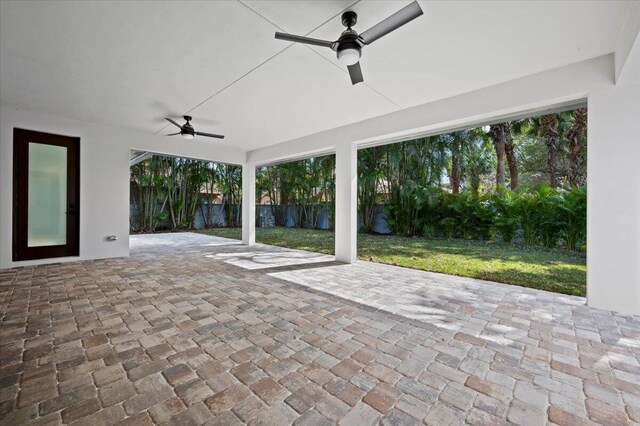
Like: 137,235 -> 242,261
587,82 -> 640,315
0,106 -> 245,269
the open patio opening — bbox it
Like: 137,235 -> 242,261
196,104 -> 588,297
129,151 -> 243,234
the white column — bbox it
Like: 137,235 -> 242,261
587,82 -> 640,315
242,163 -> 256,245
335,142 -> 357,263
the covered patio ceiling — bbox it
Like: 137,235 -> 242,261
0,1 -> 634,151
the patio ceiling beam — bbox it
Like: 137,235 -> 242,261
130,151 -> 152,166
615,1 -> 640,84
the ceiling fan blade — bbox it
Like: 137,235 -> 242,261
348,62 -> 364,85
359,1 -> 423,45
165,117 -> 183,129
275,32 -> 334,48
166,132 -> 181,136
195,131 -> 225,139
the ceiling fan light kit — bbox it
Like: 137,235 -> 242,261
337,45 -> 361,66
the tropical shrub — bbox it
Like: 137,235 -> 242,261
384,184 -> 586,251
557,186 -> 587,250
492,190 -> 519,243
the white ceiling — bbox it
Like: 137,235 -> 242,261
0,1 -> 632,151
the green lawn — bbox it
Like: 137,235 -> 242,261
197,227 -> 586,296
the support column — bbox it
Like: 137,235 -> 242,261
242,163 -> 256,245
587,82 -> 640,315
335,142 -> 357,263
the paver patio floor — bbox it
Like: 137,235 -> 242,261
1,232 -> 639,425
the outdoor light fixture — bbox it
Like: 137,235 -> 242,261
337,46 -> 361,66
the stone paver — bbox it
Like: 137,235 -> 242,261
0,232 -> 638,425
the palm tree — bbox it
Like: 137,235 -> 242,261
489,123 -> 508,192
358,147 -> 385,233
565,107 -> 587,187
513,113 -> 570,188
539,114 -> 559,187
504,124 -> 518,189
441,133 -> 461,194
465,137 -> 493,196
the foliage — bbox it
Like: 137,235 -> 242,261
218,163 -> 243,227
358,146 -> 385,233
492,189 -> 519,244
382,183 -> 587,251
556,186 -> 587,251
130,156 -> 169,232
198,227 -> 587,296
130,156 -> 241,231
161,157 -> 208,229
512,110 -> 586,188
382,137 -> 449,236
256,155 -> 336,229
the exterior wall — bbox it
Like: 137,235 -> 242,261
587,82 -> 640,315
0,106 -> 245,269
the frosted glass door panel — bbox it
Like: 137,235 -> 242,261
28,142 -> 67,247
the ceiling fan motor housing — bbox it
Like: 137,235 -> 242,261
182,116 -> 195,135
341,11 -> 357,28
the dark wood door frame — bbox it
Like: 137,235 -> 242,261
13,128 -> 80,261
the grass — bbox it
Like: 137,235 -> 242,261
196,227 -> 587,296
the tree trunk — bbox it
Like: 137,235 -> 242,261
450,151 -> 461,194
489,123 -> 507,192
540,114 -> 559,188
566,108 -> 587,187
471,180 -> 480,196
504,124 -> 518,189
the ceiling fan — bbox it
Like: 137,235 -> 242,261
165,116 -> 224,140
274,1 -> 423,85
